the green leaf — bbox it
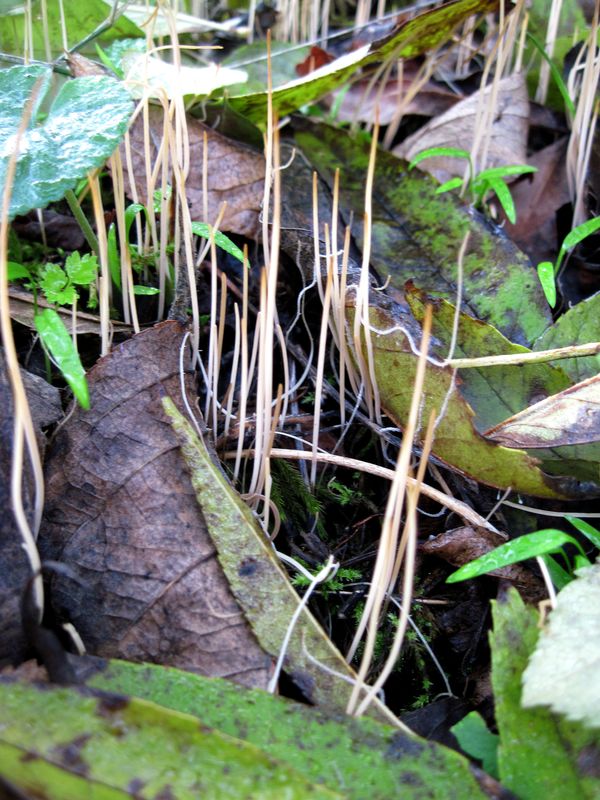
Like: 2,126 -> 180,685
542,554 -> 575,590
190,221 -> 246,263
537,261 -> 557,307
435,176 -> 464,194
65,251 -> 98,285
533,292 -> 600,383
0,65 -> 132,219
557,216 -> 600,274
7,261 -> 30,280
567,516 -> 600,549
0,678 -> 336,799
83,658 -> 489,800
409,147 -> 471,170
132,285 -> 160,295
39,263 -> 76,306
484,177 -> 516,224
33,308 -> 89,409
446,530 -> 581,583
491,589 -> 600,798
450,712 -> 499,778
476,164 -> 537,180
0,0 -> 143,59
107,222 -> 121,290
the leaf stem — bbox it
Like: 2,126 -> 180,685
65,189 -> 99,257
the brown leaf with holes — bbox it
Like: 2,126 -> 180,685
122,106 -> 265,238
421,526 -> 545,603
485,374 -> 600,449
394,72 -> 529,183
38,322 -> 271,689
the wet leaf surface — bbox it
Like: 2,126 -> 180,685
122,105 -> 265,238
293,120 -> 552,346
38,321 -> 271,689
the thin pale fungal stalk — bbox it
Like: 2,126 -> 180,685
346,307 -> 433,704
88,171 -> 111,356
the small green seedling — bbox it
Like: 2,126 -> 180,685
408,147 -> 537,224
536,215 -> 600,307
10,250 -> 98,409
446,517 -> 600,590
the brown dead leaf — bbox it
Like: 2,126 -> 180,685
485,373 -> 600,449
123,106 -> 265,238
0,351 -> 61,666
38,322 -> 271,689
393,72 -> 529,183
328,66 -> 458,125
505,137 -> 570,264
421,526 -> 545,603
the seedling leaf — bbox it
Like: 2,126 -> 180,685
33,308 -> 89,409
133,285 -> 160,295
566,516 -> 600,549
450,712 -> 499,778
537,261 -> 557,307
39,263 -> 76,306
485,176 -> 516,224
65,252 -> 98,285
446,530 -> 581,583
191,221 -> 245,263
409,147 -> 471,170
435,176 -> 464,194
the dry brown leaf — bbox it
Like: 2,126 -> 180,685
393,72 -> 529,183
328,68 -> 458,125
123,106 -> 265,238
38,322 -> 271,689
485,373 -> 600,449
421,526 -> 545,603
505,137 -> 570,264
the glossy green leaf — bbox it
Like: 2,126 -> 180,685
567,516 -> 600,549
294,121 -> 552,346
223,0 -> 496,125
408,147 -> 471,170
34,308 -> 89,409
190,221 -> 246,263
476,165 -> 538,180
450,712 -> 499,778
82,657 -> 488,800
0,65 -> 132,219
533,291 -> 600,382
491,589 -> 600,798
132,285 -> 159,295
65,252 -> 98,285
537,261 -> 557,307
556,216 -> 600,274
0,678 -> 335,800
541,553 -> 574,590
435,176 -> 464,194
446,530 -> 581,583
484,177 -> 516,224
0,0 -> 142,59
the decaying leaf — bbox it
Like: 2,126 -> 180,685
293,119 -> 551,347
534,291 -> 600,384
486,374 -> 600,449
222,0 -> 497,125
0,678 -> 336,799
394,73 -> 530,183
38,321 -> 272,689
490,589 -> 600,798
522,562 -> 600,729
122,105 -> 265,238
80,656 -> 490,800
421,527 -> 545,602
164,399 -> 401,727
